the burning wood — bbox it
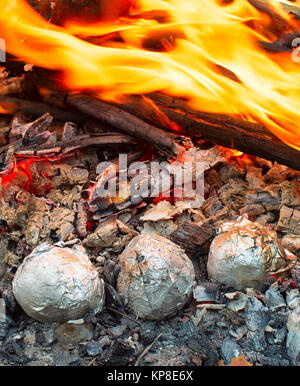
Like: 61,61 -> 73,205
110,93 -> 300,170
0,112 -> 137,176
66,93 -> 192,157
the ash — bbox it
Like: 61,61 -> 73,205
0,114 -> 299,367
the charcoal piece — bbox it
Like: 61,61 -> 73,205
177,319 -> 198,338
22,113 -> 53,145
193,282 -> 220,303
0,323 -> 9,340
197,333 -> 219,366
140,322 -> 158,346
62,122 -> 82,142
54,323 -> 94,348
0,334 -> 29,365
287,307 -> 300,365
170,221 -> 216,255
105,283 -> 124,311
86,341 -> 103,357
104,340 -> 135,366
97,312 -> 119,328
247,330 -> 267,352
2,289 -> 22,322
0,146 -> 15,176
277,206 -> 300,235
103,260 -> 121,288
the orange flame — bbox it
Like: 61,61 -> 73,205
0,0 -> 300,150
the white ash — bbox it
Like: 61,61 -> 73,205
207,216 -> 297,291
287,305 -> 300,365
286,289 -> 300,310
264,283 -> 286,311
117,234 -> 195,320
225,291 -> 248,312
12,242 -> 105,323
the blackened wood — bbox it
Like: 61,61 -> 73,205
66,93 -> 192,157
156,106 -> 300,171
248,0 -> 298,34
111,93 -> 300,171
0,96 -> 86,122
0,111 -> 137,176
28,0 -> 132,25
170,221 -> 216,255
260,31 -> 300,53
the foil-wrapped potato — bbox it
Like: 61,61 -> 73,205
207,217 -> 297,291
117,234 -> 195,320
13,242 -> 105,322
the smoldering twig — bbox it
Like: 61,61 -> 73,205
134,333 -> 163,366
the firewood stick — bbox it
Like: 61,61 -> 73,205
65,93 -> 192,157
256,0 -> 300,18
248,0 -> 298,34
42,90 -> 300,170
109,93 -> 300,171
0,95 -> 86,123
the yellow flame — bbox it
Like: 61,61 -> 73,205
0,0 -> 300,150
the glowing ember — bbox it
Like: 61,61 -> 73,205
0,158 -> 51,193
0,0 -> 299,151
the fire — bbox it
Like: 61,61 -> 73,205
0,158 -> 35,189
0,157 -> 52,194
0,0 -> 300,150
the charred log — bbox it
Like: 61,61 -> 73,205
0,112 -> 138,176
110,93 -> 300,171
66,93 -> 192,157
28,0 -> 133,25
0,96 -> 86,123
170,221 -> 216,255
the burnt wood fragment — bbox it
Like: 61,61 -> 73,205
111,93 -> 300,171
66,93 -> 192,157
170,221 -> 216,255
0,112 -> 138,176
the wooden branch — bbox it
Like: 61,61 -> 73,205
0,95 -> 86,123
248,0 -> 299,34
110,93 -> 300,171
255,0 -> 300,18
0,112 -> 138,176
65,93 -> 192,157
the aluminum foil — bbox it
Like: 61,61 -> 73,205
117,234 -> 195,320
207,216 -> 297,291
13,242 -> 105,322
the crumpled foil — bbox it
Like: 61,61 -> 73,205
13,242 -> 105,322
117,234 -> 195,320
207,216 -> 297,291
